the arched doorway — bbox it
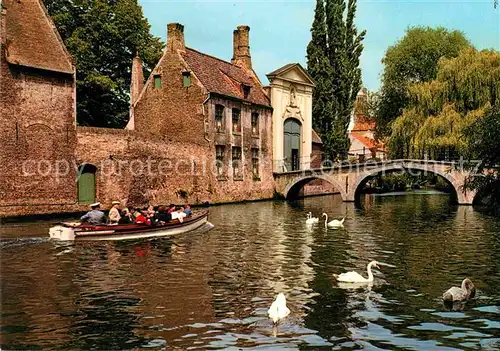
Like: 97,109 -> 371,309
77,164 -> 97,204
284,118 -> 301,171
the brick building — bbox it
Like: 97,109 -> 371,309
75,23 -> 275,210
0,0 -> 79,217
0,1 -> 328,217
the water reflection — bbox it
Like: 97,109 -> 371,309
1,192 -> 500,350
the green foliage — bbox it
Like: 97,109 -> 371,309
464,106 -> 500,209
387,47 -> 499,159
307,0 -> 365,161
375,27 -> 471,139
44,0 -> 163,128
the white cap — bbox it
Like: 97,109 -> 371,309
112,201 -> 120,205
90,202 -> 101,208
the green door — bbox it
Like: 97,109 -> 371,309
284,119 -> 301,171
78,166 -> 96,204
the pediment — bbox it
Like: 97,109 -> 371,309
267,63 -> 315,87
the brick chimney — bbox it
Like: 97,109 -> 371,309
231,25 -> 252,70
167,23 -> 185,52
126,52 -> 145,130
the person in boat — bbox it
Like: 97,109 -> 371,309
118,208 -> 132,224
168,204 -> 176,214
147,205 -> 155,218
108,201 -> 121,224
154,205 -> 172,225
171,207 -> 187,222
134,208 -> 151,225
183,204 -> 192,216
80,202 -> 107,225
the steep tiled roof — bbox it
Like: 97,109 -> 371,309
351,132 -> 384,151
352,120 -> 375,132
4,0 -> 73,74
181,48 -> 271,107
312,129 -> 322,144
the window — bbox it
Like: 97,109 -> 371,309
251,112 -> 259,135
242,84 -> 251,99
252,148 -> 259,177
215,105 -> 225,132
216,146 -> 225,177
232,146 -> 242,178
232,108 -> 241,134
154,75 -> 162,89
182,71 -> 191,87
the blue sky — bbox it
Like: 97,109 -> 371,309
139,0 -> 499,91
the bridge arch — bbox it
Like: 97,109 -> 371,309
282,175 -> 346,200
348,163 -> 474,205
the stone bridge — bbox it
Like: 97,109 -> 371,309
274,159 -> 477,205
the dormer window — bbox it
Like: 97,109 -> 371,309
182,71 -> 191,87
242,84 -> 251,99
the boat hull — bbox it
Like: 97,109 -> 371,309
49,211 -> 209,241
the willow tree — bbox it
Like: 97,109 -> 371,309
376,27 -> 470,140
387,47 -> 500,159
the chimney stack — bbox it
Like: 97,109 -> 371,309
231,25 -> 252,70
167,23 -> 185,52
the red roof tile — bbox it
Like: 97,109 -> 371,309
352,120 -> 375,131
351,132 -> 384,151
181,48 -> 271,107
4,0 -> 74,74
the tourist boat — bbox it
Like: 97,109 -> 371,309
49,210 -> 210,241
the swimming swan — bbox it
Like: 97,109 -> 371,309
442,278 -> 476,302
322,213 -> 345,228
306,212 -> 319,224
268,293 -> 290,324
334,261 -> 380,283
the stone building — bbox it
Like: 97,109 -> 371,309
266,63 -> 316,172
0,0 -> 78,217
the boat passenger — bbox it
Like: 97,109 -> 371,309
118,209 -> 132,224
168,204 -> 176,214
147,205 -> 155,218
80,202 -> 107,225
108,201 -> 121,224
171,208 -> 187,222
135,209 -> 151,225
154,205 -> 172,225
183,204 -> 192,216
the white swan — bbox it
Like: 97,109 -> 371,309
268,293 -> 290,324
306,212 -> 319,224
322,213 -> 345,228
442,278 -> 476,302
334,261 -> 380,283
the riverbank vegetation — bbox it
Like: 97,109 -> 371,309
374,26 -> 499,210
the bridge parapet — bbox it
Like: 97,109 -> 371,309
274,159 -> 477,205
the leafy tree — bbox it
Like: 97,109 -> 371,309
464,105 -> 500,209
375,27 -> 471,139
307,0 -> 365,161
387,48 -> 499,159
43,0 -> 163,128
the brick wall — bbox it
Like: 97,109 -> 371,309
75,126 -> 275,210
133,49 -> 207,145
0,61 -> 77,217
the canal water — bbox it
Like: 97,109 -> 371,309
1,192 -> 500,350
